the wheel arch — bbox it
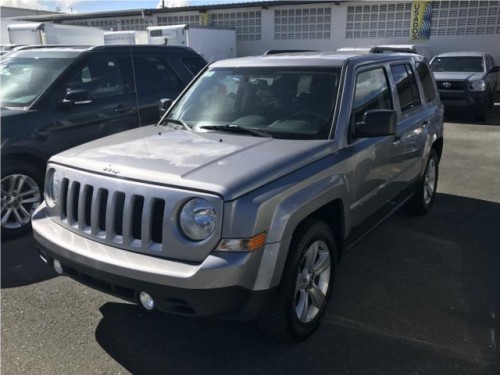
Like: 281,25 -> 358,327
432,137 -> 444,161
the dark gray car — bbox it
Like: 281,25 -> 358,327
32,51 -> 444,341
1,45 -> 206,239
430,51 -> 498,121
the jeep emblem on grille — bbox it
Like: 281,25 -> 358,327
103,164 -> 120,175
442,82 -> 452,88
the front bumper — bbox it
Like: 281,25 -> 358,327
32,204 -> 277,320
438,89 -> 488,109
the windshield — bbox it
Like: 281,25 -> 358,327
430,56 -> 484,73
0,57 -> 73,107
167,67 -> 340,140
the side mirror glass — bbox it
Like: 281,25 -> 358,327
159,98 -> 173,118
62,90 -> 92,106
354,109 -> 397,138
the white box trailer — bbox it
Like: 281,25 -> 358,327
104,30 -> 148,45
7,22 -> 104,46
147,24 -> 236,62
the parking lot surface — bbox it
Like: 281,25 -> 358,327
2,103 -> 499,374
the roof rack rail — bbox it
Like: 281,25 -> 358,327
263,49 -> 318,55
9,44 -> 92,51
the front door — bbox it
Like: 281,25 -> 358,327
349,66 -> 404,227
44,53 -> 140,155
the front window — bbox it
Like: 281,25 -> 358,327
167,67 -> 340,140
430,56 -> 484,73
0,57 -> 73,107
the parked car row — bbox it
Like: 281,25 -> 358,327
1,44 -> 207,239
338,46 -> 499,121
1,46 -> 496,241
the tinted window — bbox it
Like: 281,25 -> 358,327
65,57 -> 125,99
352,67 -> 392,125
416,62 -> 437,102
169,67 -> 340,140
181,56 -> 207,75
390,64 -> 421,113
0,57 -> 73,107
430,56 -> 483,72
133,56 -> 182,94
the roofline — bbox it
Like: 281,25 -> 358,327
11,1 -> 340,22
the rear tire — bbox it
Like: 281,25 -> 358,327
406,149 -> 439,215
258,218 -> 336,342
1,160 -> 44,240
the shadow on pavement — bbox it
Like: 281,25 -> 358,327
94,193 -> 499,374
1,234 -> 56,288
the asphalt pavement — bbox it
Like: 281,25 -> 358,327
2,103 -> 499,374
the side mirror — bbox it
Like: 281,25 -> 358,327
354,109 -> 397,138
62,90 -> 92,106
491,66 -> 500,73
159,98 -> 173,118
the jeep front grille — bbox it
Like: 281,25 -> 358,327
47,164 -> 223,262
59,178 -> 166,251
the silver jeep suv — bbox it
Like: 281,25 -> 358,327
33,51 -> 444,341
430,51 -> 498,121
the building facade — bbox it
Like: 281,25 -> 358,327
10,1 -> 500,62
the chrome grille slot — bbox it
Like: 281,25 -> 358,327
82,185 -> 93,232
112,192 -> 126,241
96,189 -> 109,238
131,195 -> 144,242
151,198 -> 166,245
60,178 -> 69,221
67,181 -> 81,227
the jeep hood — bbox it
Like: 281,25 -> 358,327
433,72 -> 485,81
51,125 -> 338,200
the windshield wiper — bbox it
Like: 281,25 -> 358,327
161,117 -> 191,131
200,124 -> 272,138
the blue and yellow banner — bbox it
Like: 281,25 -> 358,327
410,1 -> 432,41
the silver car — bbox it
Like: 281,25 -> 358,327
32,51 -> 444,341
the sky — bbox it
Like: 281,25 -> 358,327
0,0 -> 259,13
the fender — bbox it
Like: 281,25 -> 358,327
222,152 -> 350,291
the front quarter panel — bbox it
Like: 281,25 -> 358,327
222,152 -> 351,290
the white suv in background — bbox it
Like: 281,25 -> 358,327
430,51 -> 499,121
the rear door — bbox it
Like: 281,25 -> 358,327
390,61 -> 440,185
130,50 -> 191,126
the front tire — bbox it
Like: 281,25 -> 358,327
406,149 -> 439,215
259,218 -> 337,341
1,160 -> 44,240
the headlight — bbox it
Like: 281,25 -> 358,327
179,198 -> 217,241
469,80 -> 486,91
44,168 -> 61,207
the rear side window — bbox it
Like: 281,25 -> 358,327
181,56 -> 207,75
416,62 -> 437,102
351,67 -> 392,126
133,56 -> 182,94
390,64 -> 421,113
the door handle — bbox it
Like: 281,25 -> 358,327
114,105 -> 132,113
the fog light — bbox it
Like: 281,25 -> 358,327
139,291 -> 155,311
53,259 -> 63,275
